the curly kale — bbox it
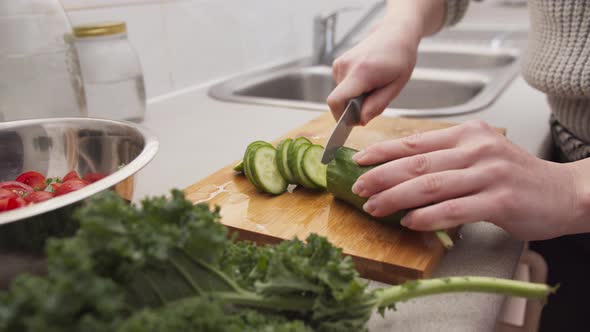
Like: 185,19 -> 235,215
118,296 -> 311,332
0,190 -> 555,332
0,244 -> 126,332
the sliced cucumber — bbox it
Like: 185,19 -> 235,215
243,141 -> 272,190
248,145 -> 288,195
290,137 -> 311,155
292,144 -> 321,189
287,137 -> 312,185
302,145 -> 328,189
233,160 -> 244,172
276,139 -> 296,184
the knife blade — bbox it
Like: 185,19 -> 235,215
321,94 -> 366,164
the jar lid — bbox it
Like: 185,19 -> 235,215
73,22 -> 127,38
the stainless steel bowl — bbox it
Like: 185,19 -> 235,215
0,117 -> 158,286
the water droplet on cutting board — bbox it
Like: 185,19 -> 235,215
189,182 -> 231,204
228,192 -> 248,204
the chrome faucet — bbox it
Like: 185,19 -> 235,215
312,1 -> 386,65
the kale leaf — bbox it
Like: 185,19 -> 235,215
0,190 -> 554,332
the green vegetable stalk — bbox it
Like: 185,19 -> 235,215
0,190 -> 555,332
374,276 -> 554,307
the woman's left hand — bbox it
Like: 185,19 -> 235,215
351,120 -> 589,241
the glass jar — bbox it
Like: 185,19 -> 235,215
0,0 -> 87,122
73,22 -> 146,122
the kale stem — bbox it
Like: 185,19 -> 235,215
142,273 -> 168,305
218,292 -> 315,312
434,230 -> 454,249
169,255 -> 204,294
179,249 -> 244,293
374,276 -> 556,309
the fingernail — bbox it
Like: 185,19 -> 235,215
400,216 -> 412,228
363,199 -> 376,214
352,179 -> 365,196
353,151 -> 365,162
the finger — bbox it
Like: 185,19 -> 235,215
400,194 -> 494,231
359,79 -> 405,125
369,22 -> 381,34
332,58 -> 347,84
353,147 -> 473,198
354,125 -> 464,166
363,169 -> 490,218
332,64 -> 341,84
327,74 -> 372,121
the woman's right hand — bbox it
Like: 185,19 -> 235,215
327,20 -> 422,125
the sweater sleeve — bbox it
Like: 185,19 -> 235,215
443,0 -> 470,27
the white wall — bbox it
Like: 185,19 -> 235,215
61,0 -> 373,100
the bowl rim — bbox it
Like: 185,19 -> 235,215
0,117 -> 159,225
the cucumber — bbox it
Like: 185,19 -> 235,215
291,144 -> 321,189
326,147 -> 407,224
301,145 -> 328,189
276,139 -> 297,184
233,160 -> 244,172
291,137 -> 312,150
243,141 -> 272,190
287,137 -> 312,183
326,146 -> 453,248
248,145 -> 288,195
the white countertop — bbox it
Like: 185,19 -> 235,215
131,73 -> 550,331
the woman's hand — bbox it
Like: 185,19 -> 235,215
326,0 -> 449,125
351,120 -> 590,241
327,20 -> 421,125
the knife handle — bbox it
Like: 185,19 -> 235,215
348,93 -> 367,125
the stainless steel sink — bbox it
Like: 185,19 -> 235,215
209,44 -> 520,117
415,49 -> 516,70
235,66 -> 487,110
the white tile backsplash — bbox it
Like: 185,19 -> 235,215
161,0 -> 247,90
66,3 -> 173,98
61,0 -> 162,11
236,0 -> 294,68
61,0 -> 379,99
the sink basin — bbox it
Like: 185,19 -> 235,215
210,43 -> 520,117
236,67 -> 487,110
415,50 -> 516,70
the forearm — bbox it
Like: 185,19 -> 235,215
383,0 -> 445,38
569,158 -> 590,234
383,0 -> 469,38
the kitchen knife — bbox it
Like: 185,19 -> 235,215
321,94 -> 366,164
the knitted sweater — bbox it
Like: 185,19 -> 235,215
445,0 -> 590,144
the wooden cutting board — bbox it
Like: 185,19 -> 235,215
184,113 -> 498,284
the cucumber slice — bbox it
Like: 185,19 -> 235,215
290,137 -> 311,154
276,139 -> 296,184
287,137 -> 312,185
248,145 -> 288,195
292,144 -> 321,189
302,145 -> 328,189
233,160 -> 244,172
243,141 -> 272,190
